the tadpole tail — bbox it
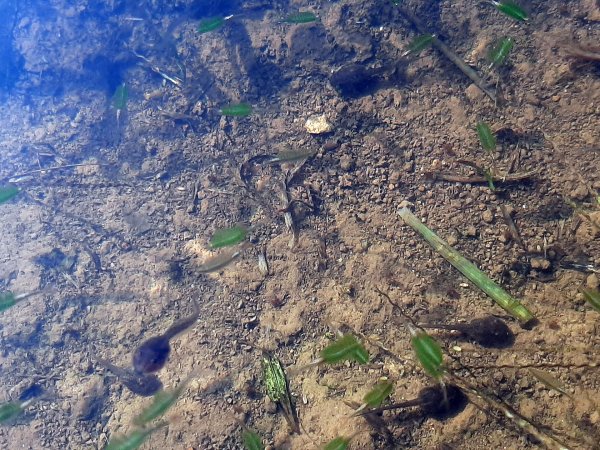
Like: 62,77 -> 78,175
355,398 -> 422,416
163,305 -> 200,340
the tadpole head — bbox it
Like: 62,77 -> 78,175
467,316 -> 515,348
132,336 -> 171,374
418,384 -> 468,420
18,384 -> 44,402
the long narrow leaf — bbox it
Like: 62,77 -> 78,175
398,208 -> 535,325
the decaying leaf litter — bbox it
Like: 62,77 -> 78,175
0,0 -> 599,449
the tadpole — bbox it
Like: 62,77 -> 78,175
358,384 -> 468,420
132,307 -> 199,374
420,315 -> 514,348
96,359 -> 162,397
329,62 -> 405,98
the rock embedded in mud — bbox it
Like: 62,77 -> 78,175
339,154 -> 354,172
305,114 -> 333,134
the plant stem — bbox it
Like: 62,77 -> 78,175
398,208 -> 535,326
393,4 -> 497,102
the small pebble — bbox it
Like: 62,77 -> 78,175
339,154 -> 355,171
586,274 -> 599,290
463,226 -> 477,237
482,209 -> 494,223
530,257 -> 551,270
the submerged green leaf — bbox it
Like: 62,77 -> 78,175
0,185 -> 19,204
0,292 -> 17,313
320,334 -> 369,365
133,381 -> 187,426
410,328 -> 444,379
579,287 -> 600,313
323,436 -> 351,450
105,422 -> 167,450
197,245 -> 246,273
476,122 -> 497,152
0,402 -> 23,423
487,37 -> 514,69
283,11 -> 319,24
210,225 -> 248,249
363,380 -> 394,408
112,83 -> 129,111
197,15 -> 233,33
242,428 -> 264,450
220,102 -> 253,117
403,34 -> 435,57
492,0 -> 528,22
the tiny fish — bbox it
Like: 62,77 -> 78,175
198,15 -> 233,34
0,185 -> 19,205
197,246 -> 247,273
220,102 -> 253,117
269,149 -> 316,164
491,0 -> 528,22
528,368 -> 573,399
283,11 -> 318,24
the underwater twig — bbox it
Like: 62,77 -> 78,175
559,40 -> 600,62
131,49 -> 184,87
398,208 -> 535,325
500,205 -> 526,249
281,183 -> 299,248
429,169 -> 537,184
7,163 -> 108,183
444,372 -> 571,450
393,4 -> 497,102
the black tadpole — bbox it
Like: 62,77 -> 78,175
329,63 -> 405,98
420,315 -> 515,348
358,384 -> 468,420
132,308 -> 199,374
18,384 -> 44,402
